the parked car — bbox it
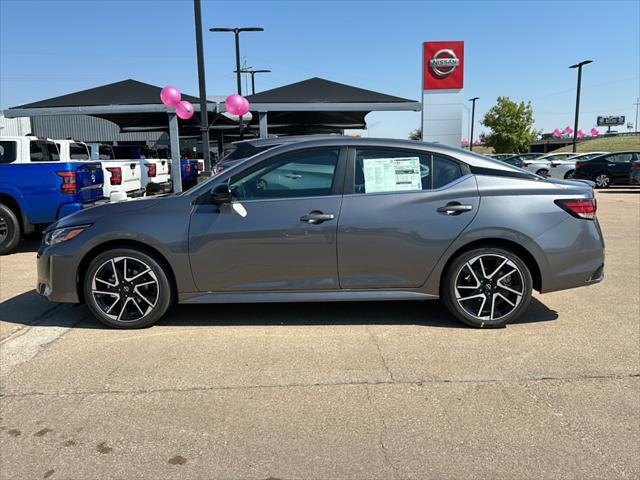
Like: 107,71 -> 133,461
37,138 -> 604,329
630,160 -> 640,185
573,151 -> 640,188
512,152 -> 578,176
486,154 -> 515,161
500,153 -> 545,168
110,145 -> 173,195
548,152 -> 608,180
215,135 -> 339,174
0,136 -> 104,254
66,141 -> 144,201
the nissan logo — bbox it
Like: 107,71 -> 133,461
91,173 -> 96,182
429,49 -> 460,78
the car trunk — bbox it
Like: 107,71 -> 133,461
74,162 -> 105,203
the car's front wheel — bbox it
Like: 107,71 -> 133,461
441,247 -> 533,328
564,170 -> 575,179
535,168 -> 549,176
83,248 -> 172,328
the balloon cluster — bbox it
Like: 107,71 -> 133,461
473,139 -> 485,146
461,139 -> 469,147
553,126 -> 600,138
160,86 -> 195,120
225,93 -> 251,116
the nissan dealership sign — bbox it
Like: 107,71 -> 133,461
422,41 -> 465,146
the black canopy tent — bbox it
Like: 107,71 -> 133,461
4,77 -> 421,175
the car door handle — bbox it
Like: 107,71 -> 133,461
437,202 -> 473,215
300,211 -> 335,224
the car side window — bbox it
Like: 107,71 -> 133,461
353,148 -> 463,194
229,148 -> 339,201
0,141 -> 18,164
30,141 -> 60,162
610,153 -> 633,164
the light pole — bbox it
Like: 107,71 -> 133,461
634,97 -> 639,134
235,69 -> 271,95
569,60 -> 593,153
468,97 -> 479,151
193,0 -> 211,174
210,27 -> 264,139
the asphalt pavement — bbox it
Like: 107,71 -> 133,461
1,188 -> 638,479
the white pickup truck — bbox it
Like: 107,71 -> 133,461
57,140 -> 145,201
92,144 -> 172,195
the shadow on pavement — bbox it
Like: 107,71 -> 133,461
0,290 -> 557,331
599,188 -> 640,194
9,235 -> 42,254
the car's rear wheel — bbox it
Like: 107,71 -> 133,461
0,203 -> 21,255
83,248 -> 172,329
441,247 -> 533,328
564,170 -> 575,179
593,172 -> 612,188
535,168 -> 549,176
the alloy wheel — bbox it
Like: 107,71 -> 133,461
454,254 -> 524,321
91,256 -> 159,322
536,169 -> 549,177
594,174 -> 610,188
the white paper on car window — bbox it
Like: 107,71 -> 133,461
362,157 -> 422,193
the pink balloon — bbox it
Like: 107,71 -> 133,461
577,129 -> 586,139
590,128 -> 600,136
552,128 -> 563,138
225,94 -> 250,116
564,126 -> 573,135
461,139 -> 469,146
175,100 -> 194,120
160,86 -> 181,107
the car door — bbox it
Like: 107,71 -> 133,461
608,152 -> 636,182
189,147 -> 346,292
337,147 -> 479,289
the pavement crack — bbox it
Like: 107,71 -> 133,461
367,326 -> 395,382
365,384 -> 402,480
1,372 -> 637,399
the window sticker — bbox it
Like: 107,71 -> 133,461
362,157 -> 422,193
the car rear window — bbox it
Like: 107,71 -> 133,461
0,141 -> 18,164
70,143 -> 90,160
30,140 -> 60,162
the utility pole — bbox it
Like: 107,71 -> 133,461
210,27 -> 264,140
235,68 -> 272,95
634,97 -> 639,134
468,97 -> 479,151
193,0 -> 211,173
569,60 -> 593,152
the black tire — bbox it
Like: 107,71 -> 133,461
83,248 -> 172,329
535,168 -> 549,177
593,172 -> 612,189
0,203 -> 21,255
564,170 -> 575,179
441,247 -> 533,328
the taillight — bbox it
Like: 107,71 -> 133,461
56,171 -> 77,195
185,163 -> 192,173
145,162 -> 157,177
575,161 -> 586,170
632,163 -> 640,170
554,198 -> 597,220
106,167 -> 122,185
522,162 -> 530,167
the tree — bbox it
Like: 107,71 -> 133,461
408,128 -> 422,140
481,97 -> 540,153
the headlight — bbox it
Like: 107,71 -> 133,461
43,225 -> 90,246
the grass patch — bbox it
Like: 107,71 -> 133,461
554,135 -> 640,153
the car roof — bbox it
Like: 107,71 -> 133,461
231,134 -> 344,148
239,136 -> 532,172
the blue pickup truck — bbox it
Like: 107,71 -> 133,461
0,136 -> 105,254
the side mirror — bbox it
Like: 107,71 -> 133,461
210,183 -> 231,204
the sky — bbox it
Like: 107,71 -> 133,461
1,0 -> 639,140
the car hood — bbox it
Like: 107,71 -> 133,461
49,196 -> 162,231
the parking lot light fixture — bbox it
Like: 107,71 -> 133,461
569,60 -> 593,153
235,69 -> 272,95
210,27 -> 264,139
468,97 -> 479,151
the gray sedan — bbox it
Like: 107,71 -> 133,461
37,137 -> 605,329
